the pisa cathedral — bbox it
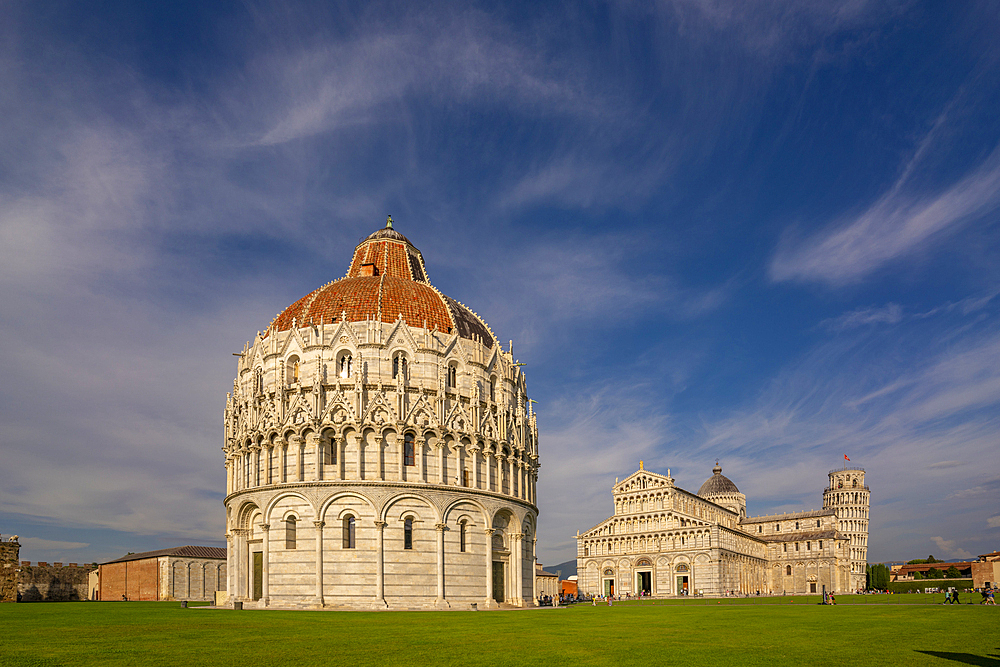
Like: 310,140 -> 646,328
576,464 -> 869,597
223,220 -> 539,609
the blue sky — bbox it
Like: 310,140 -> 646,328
2,0 -> 999,567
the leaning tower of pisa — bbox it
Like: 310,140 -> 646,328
823,467 -> 869,591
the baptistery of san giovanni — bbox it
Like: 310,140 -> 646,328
223,220 -> 539,609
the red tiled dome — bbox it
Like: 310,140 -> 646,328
268,223 -> 495,348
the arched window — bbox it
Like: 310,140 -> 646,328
460,520 -> 467,553
489,377 -> 496,402
786,565 -> 792,576
795,521 -> 799,529
339,353 -> 352,378
448,364 -> 457,389
853,479 -> 858,488
404,433 -> 415,466
286,355 -> 300,384
285,517 -> 297,549
253,367 -> 263,395
393,353 -> 408,379
343,515 -> 355,549
404,518 -> 413,550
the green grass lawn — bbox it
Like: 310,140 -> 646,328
0,597 -> 997,667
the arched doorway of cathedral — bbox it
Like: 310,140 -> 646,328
602,568 -> 615,597
675,562 -> 690,596
634,559 -> 653,596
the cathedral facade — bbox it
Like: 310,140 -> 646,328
223,221 -> 539,609
576,464 -> 868,597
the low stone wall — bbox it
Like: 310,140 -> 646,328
17,563 -> 95,602
0,541 -> 19,603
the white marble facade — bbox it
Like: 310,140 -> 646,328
576,464 -> 864,597
224,222 -> 539,609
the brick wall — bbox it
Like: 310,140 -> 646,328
100,559 -> 159,601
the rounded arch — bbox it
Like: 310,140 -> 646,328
317,491 -> 377,522
335,348 -> 355,378
264,491 -> 315,523
234,500 -> 261,530
381,492 -> 439,523
442,496 -> 489,526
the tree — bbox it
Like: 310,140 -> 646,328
913,570 -> 924,580
926,567 -> 945,579
875,564 -> 890,590
945,566 -> 961,579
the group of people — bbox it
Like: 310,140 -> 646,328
943,587 -> 996,604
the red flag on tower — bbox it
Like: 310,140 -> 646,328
844,454 -> 850,461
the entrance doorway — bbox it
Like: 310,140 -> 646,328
636,571 -> 652,595
252,552 -> 263,601
676,576 -> 688,596
492,562 -> 505,603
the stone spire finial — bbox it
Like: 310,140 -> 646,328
386,215 -> 393,229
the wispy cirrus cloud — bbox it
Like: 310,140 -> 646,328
693,302 -> 1000,557
770,144 -> 1000,286
820,303 -> 903,331
244,11 -> 609,147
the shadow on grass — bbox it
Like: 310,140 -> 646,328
915,650 -> 1000,666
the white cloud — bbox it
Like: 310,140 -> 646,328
930,536 -> 972,560
770,145 -> 1000,285
18,537 -> 89,551
988,516 -> 1000,528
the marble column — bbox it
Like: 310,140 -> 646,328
373,521 -> 388,608
512,533 -> 523,606
377,436 -> 385,481
397,435 -> 405,482
294,437 -> 305,482
277,439 -> 288,483
435,523 -> 449,608
265,445 -> 273,485
313,520 -> 324,606
311,434 -> 323,481
252,447 -> 260,486
260,524 -> 270,606
437,443 -> 446,485
335,437 -> 345,481
225,532 -> 235,604
470,446 -> 481,489
484,528 -> 495,608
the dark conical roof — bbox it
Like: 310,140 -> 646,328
698,463 -> 740,496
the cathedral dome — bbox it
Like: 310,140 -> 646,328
267,219 -> 495,348
698,464 -> 740,496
